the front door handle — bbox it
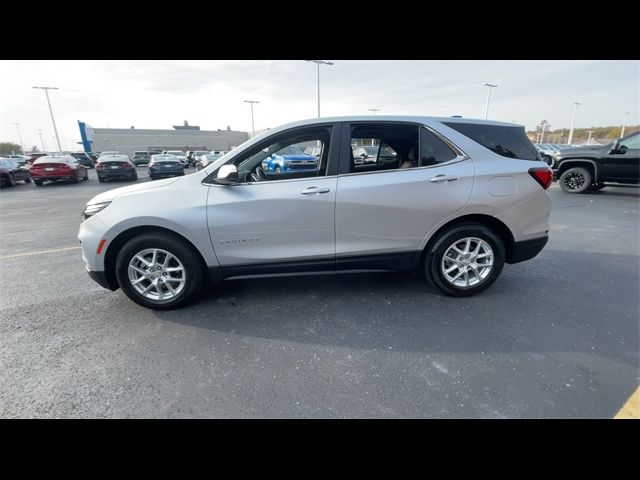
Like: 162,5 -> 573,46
301,186 -> 331,195
430,175 -> 459,183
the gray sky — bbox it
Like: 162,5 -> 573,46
1,60 -> 638,150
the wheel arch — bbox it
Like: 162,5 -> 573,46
557,159 -> 598,181
420,214 -> 516,267
103,226 -> 209,290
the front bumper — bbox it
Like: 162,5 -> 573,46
507,235 -> 549,264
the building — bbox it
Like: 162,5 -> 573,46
78,121 -> 249,156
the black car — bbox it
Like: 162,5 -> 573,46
0,158 -> 32,186
96,155 -> 138,183
148,154 -> 184,180
87,152 -> 100,162
132,151 -> 151,166
554,131 -> 640,193
71,152 -> 95,169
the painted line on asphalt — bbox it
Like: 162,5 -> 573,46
614,386 -> 639,419
0,246 -> 81,260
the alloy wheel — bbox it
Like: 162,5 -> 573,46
441,237 -> 494,288
128,248 -> 186,301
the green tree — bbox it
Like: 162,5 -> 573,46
0,142 -> 23,155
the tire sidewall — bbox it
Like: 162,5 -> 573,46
426,224 -> 505,297
559,166 -> 591,193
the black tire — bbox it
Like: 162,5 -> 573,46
98,177 -> 105,183
7,173 -> 16,187
149,174 -> 156,180
34,179 -> 43,186
72,173 -> 81,184
24,174 -> 32,183
589,183 -> 606,191
559,166 -> 591,194
132,174 -> 138,181
115,232 -> 205,310
424,223 -> 505,297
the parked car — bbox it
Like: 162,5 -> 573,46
195,153 -> 222,171
188,150 -> 210,167
87,152 -> 100,162
0,158 -> 32,187
30,155 -> 88,186
163,150 -> 189,166
26,152 -> 48,166
97,155 -> 138,183
4,154 -> 29,166
132,151 -> 151,166
148,154 -> 184,180
71,152 -> 95,168
78,115 -> 552,310
260,144 -> 318,173
553,131 -> 640,193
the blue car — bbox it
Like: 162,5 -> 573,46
261,145 -> 318,173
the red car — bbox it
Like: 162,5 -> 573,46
29,155 -> 89,186
26,152 -> 48,166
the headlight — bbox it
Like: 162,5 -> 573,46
82,201 -> 111,219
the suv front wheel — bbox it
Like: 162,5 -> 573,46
115,233 -> 204,309
425,223 -> 505,297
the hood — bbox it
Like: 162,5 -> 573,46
556,144 -> 609,159
87,176 -> 181,205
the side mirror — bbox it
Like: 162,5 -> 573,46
360,153 -> 367,158
214,164 -> 238,185
609,139 -> 621,154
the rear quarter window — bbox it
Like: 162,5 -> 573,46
444,122 -> 540,161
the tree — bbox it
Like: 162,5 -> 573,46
30,145 -> 39,153
0,142 -> 23,155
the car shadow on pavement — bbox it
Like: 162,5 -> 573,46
149,249 -> 639,361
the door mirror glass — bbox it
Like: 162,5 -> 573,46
214,164 -> 238,184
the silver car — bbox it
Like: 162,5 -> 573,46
79,116 -> 552,309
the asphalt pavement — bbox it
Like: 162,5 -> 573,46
0,167 -> 638,418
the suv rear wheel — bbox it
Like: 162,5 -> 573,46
425,223 -> 505,297
559,166 -> 591,193
115,233 -> 204,309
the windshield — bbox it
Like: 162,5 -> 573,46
275,145 -> 305,156
0,159 -> 17,168
152,155 -> 178,163
166,151 -> 184,156
99,156 -> 129,163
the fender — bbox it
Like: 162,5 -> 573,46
556,158 -> 599,179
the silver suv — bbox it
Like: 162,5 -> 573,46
79,116 -> 552,309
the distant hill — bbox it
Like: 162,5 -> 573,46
527,125 -> 639,144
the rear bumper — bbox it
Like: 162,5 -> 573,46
507,235 -> 548,264
98,169 -> 136,178
31,174 -> 77,181
87,268 -> 118,291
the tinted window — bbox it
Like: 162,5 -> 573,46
349,124 -> 418,172
444,122 -> 539,161
621,132 -> 640,149
420,128 -> 457,166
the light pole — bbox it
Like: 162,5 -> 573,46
483,83 -> 497,120
368,108 -> 380,116
305,60 -> 334,118
33,86 -> 62,152
36,129 -> 47,151
567,102 -> 581,145
587,130 -> 595,144
621,111 -> 629,138
539,120 -> 549,143
12,122 -> 24,154
243,100 -> 259,137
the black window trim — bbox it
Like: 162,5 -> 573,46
202,122 -> 340,186
337,121 -> 469,177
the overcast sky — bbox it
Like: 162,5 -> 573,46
1,60 -> 638,151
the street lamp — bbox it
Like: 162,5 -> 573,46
33,86 -> 62,152
12,122 -> 24,154
305,60 -> 334,118
567,102 -> 581,145
587,130 -> 595,144
243,100 -> 259,137
368,108 -> 380,116
621,111 -> 629,138
483,83 -> 498,120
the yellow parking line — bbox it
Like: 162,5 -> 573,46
614,386 -> 640,419
0,246 -> 81,260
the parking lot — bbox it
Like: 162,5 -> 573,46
0,167 -> 638,418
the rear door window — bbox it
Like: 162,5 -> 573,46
444,122 -> 539,161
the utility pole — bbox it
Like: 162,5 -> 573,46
36,129 -> 47,151
483,83 -> 498,119
621,111 -> 629,138
243,100 -> 259,137
587,130 -> 595,144
12,122 -> 25,154
33,86 -> 62,152
368,108 -> 380,116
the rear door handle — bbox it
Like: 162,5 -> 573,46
430,175 -> 459,183
301,186 -> 331,195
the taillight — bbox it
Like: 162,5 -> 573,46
97,163 -> 107,169
528,167 -> 553,190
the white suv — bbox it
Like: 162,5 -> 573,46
79,116 -> 552,309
